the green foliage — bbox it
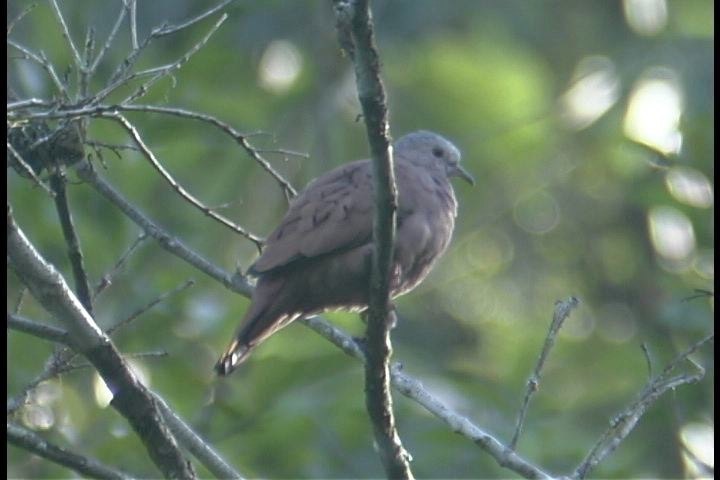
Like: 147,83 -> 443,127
8,1 -> 713,478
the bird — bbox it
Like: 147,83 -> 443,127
215,130 -> 473,375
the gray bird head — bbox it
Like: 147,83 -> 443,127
393,130 -> 475,185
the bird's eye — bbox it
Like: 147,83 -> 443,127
432,147 -> 444,158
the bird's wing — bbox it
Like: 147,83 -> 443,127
250,159 -> 376,273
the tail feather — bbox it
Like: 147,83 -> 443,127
215,274 -> 304,376
215,309 -> 304,376
214,339 -> 253,376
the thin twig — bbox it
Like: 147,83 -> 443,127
158,0 -> 235,36
79,26 -> 95,98
510,297 -> 580,449
59,350 -> 169,373
6,98 -> 52,111
128,0 -> 138,50
86,139 -> 140,154
302,315 -> 555,479
49,0 -> 83,69
121,13 -> 228,104
94,232 -> 148,298
7,40 -> 70,100
115,105 -> 298,198
104,112 -> 265,249
256,148 -> 310,159
11,104 -> 299,199
7,141 -> 56,198
7,422 -> 133,480
640,342 -> 653,380
96,9 -> 228,106
153,393 -> 244,480
89,1 -> 127,73
572,333 -> 713,479
106,279 -> 195,335
12,287 -> 28,314
8,204 -> 196,479
8,313 -> 71,345
7,3 -> 37,36
49,170 -> 94,316
75,160 -> 254,296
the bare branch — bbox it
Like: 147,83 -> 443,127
256,148 -> 310,159
79,26 -> 95,97
7,346 -> 76,415
153,393 -> 245,480
59,350 -> 169,373
49,170 -> 94,315
157,0 -> 235,36
94,232 -> 148,297
572,333 -> 713,479
105,112 -> 264,249
49,0 -> 83,69
390,365 -> 556,480
10,104 -> 298,199
75,160 -> 254,297
89,1 -> 127,73
7,313 -> 71,345
106,279 -> 195,335
6,40 -> 70,100
7,98 -> 52,111
7,204 -> 196,479
302,315 -> 555,479
334,1 -> 412,476
6,141 -> 56,198
128,0 -> 138,49
7,3 -> 37,36
12,287 -> 28,314
121,13 -> 228,104
7,422 -> 133,480
511,296 -> 580,449
96,12 -> 228,106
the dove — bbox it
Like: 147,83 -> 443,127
215,131 -> 473,375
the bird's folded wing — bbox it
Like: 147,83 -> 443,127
251,159 -> 375,273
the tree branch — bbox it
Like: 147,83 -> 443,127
153,393 -> 245,480
511,297 -> 580,449
8,421 -> 133,480
49,170 -> 94,316
334,0 -> 412,478
7,204 -> 196,479
7,313 -> 71,345
572,333 -> 713,479
74,160 -> 254,297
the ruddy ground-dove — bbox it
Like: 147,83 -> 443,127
215,131 -> 473,375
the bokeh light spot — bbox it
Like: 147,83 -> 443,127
623,0 -> 668,36
513,190 -> 560,234
647,206 -> 696,262
258,40 -> 302,94
665,166 -> 714,208
559,56 -> 620,130
624,68 -> 683,155
680,422 -> 714,477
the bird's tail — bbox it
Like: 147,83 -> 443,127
214,295 -> 300,376
214,338 -> 254,376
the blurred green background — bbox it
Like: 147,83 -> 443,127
7,0 -> 713,478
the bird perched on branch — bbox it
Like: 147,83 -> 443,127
215,130 -> 473,375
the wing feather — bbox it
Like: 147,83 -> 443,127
251,159 -> 374,273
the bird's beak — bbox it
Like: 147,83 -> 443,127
449,164 -> 475,186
